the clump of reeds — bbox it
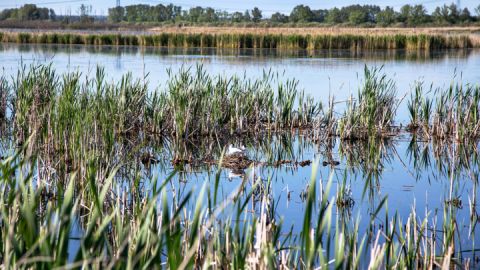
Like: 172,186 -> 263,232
1,64 -> 323,179
338,66 -> 398,140
407,79 -> 480,141
0,76 -> 8,121
406,81 -> 433,137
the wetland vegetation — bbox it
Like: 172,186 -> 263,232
0,62 -> 479,268
0,30 -> 477,50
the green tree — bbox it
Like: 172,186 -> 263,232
290,5 -> 314,22
398,4 -> 412,23
0,9 -> 14,20
108,6 -> 125,22
348,10 -> 367,24
399,4 -> 427,25
231,11 -> 243,23
49,9 -> 56,20
243,10 -> 251,21
448,3 -> 460,22
198,7 -> 218,22
251,7 -> 262,22
18,4 -> 38,20
376,6 -> 396,26
410,5 -> 428,25
188,6 -> 203,22
326,8 -> 343,24
312,9 -> 327,22
271,12 -> 288,23
432,7 -> 444,23
459,8 -> 471,22
433,4 -> 463,24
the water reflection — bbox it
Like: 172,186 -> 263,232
0,43 -> 476,64
4,132 -> 478,266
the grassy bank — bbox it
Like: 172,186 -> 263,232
0,29 -> 477,49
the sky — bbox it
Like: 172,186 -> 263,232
0,0 -> 478,17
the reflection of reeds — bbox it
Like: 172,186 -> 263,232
0,150 -> 473,269
1,43 -> 475,62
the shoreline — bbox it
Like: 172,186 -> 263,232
0,27 -> 479,50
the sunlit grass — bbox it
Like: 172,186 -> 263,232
0,31 -> 475,50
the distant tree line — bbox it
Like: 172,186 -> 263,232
0,4 -> 55,21
107,3 -> 480,26
107,5 -> 263,24
0,4 -> 107,24
1,3 -> 480,27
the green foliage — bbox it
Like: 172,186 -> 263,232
1,3 -> 477,26
0,31 -> 473,50
407,79 -> 480,140
349,10 -> 368,25
289,5 -> 315,22
251,7 -> 262,22
399,4 -> 429,26
339,66 -> 398,139
326,8 -> 344,24
376,6 -> 396,26
270,12 -> 288,23
0,4 -> 54,21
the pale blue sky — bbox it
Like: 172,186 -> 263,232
0,0 -> 478,16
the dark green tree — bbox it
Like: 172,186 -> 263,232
398,4 -> 412,23
410,5 -> 428,25
231,12 -> 243,23
376,6 -> 396,26
348,10 -> 367,24
251,7 -> 262,22
459,8 -> 471,22
312,9 -> 327,22
290,5 -> 314,22
271,12 -> 288,23
243,10 -> 251,21
325,8 -> 343,24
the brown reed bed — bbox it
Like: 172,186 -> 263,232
0,27 -> 478,49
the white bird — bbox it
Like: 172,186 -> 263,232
226,144 -> 246,156
227,169 -> 245,180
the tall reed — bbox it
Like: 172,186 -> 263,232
0,31 -> 475,50
407,79 -> 480,141
338,66 -> 398,140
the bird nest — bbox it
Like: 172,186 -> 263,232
222,153 -> 252,170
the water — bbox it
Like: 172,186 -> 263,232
1,43 -> 480,265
